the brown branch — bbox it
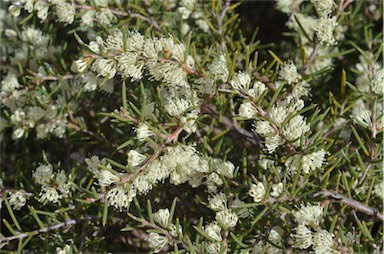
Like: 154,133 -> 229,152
201,104 -> 261,148
0,219 -> 77,244
315,190 -> 383,221
32,74 -> 74,85
195,129 -> 214,154
143,0 -> 163,33
300,43 -> 320,75
216,0 -> 232,51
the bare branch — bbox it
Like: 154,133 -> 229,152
202,104 -> 261,148
315,190 -> 384,221
0,219 -> 77,245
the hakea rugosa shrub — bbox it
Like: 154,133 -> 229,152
0,0 -> 383,253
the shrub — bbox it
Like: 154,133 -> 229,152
1,0 -> 383,253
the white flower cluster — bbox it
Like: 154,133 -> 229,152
135,123 -> 155,141
55,1 -> 76,24
208,193 -> 239,229
229,72 -> 268,119
208,54 -> 229,82
8,0 -> 117,26
292,225 -> 336,253
78,30 -> 195,88
161,87 -> 200,133
98,145 -> 235,211
33,163 -> 70,204
56,244 -> 72,254
371,69 -> 384,95
254,98 -> 310,153
1,27 -> 70,141
152,208 -> 182,237
283,3 -> 344,73
350,99 -> 372,129
2,27 -> 60,70
106,185 -> 135,211
290,204 -> 337,252
147,232 -> 169,253
85,156 -> 120,187
270,182 -> 284,197
177,0 -> 210,35
231,72 -> 267,100
127,150 -> 147,167
276,0 -> 304,14
286,1 -> 339,46
248,182 -> 265,202
278,61 -> 301,85
292,204 -> 323,226
373,182 -> 384,200
6,103 -> 68,140
315,17 -> 338,45
8,191 -> 29,210
350,99 -> 383,132
355,55 -> 384,95
285,149 -> 326,175
201,221 -> 229,253
278,61 -> 310,99
312,0 -> 334,17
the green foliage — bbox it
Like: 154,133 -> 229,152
0,0 -> 383,253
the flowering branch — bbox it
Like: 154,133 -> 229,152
128,213 -> 197,253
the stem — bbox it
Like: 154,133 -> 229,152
300,43 -> 320,75
315,190 -> 384,221
202,104 -> 261,148
0,219 -> 77,244
143,0 -> 162,33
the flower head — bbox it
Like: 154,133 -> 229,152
315,17 -> 338,45
153,208 -> 170,228
147,232 -> 169,253
248,182 -> 265,202
8,191 -> 28,210
216,209 -> 238,228
208,192 -> 227,211
292,204 -> 323,226
279,61 -> 301,85
291,224 -> 313,249
231,72 -> 251,92
209,54 -> 229,82
313,229 -> 335,254
135,123 -> 155,141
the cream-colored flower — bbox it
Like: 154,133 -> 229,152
248,182 -> 265,202
153,208 -> 170,228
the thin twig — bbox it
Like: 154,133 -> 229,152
143,0 -> 162,33
31,74 -> 74,84
202,104 -> 261,148
195,129 -> 214,154
315,190 -> 384,221
216,0 -> 232,51
300,43 -> 320,75
0,219 -> 77,244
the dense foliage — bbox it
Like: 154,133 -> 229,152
0,0 -> 383,253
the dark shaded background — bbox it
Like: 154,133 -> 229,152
236,1 -> 289,44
